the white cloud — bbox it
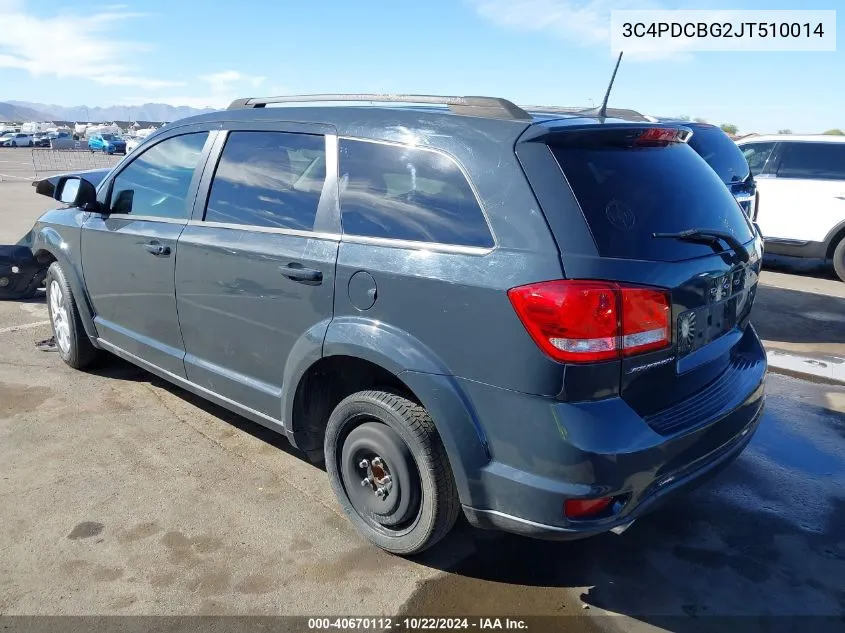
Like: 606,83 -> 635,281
200,70 -> 267,93
0,1 -> 184,89
469,0 -> 687,61
125,71 -> 275,110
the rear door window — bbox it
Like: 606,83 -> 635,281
741,142 -> 777,176
551,138 -> 755,262
776,142 -> 845,180
338,139 -> 494,248
204,131 -> 326,231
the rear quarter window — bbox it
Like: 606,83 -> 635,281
776,142 -> 845,180
551,140 -> 755,262
338,139 -> 494,248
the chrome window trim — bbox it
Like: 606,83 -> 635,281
340,233 -> 494,255
185,219 -> 340,242
101,214 -> 187,225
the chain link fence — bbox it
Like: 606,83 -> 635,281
0,148 -> 123,184
30,148 -> 123,181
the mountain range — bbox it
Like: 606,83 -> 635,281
0,101 -> 215,123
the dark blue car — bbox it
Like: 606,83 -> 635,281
28,94 -> 766,555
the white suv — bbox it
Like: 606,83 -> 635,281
737,134 -> 845,281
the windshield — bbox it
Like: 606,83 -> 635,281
551,139 -> 755,262
687,125 -> 751,184
101,134 -> 115,140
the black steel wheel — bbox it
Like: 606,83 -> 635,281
325,390 -> 460,555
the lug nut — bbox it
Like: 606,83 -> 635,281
361,477 -> 372,487
371,457 -> 383,468
375,488 -> 386,498
359,459 -> 369,469
381,475 -> 392,486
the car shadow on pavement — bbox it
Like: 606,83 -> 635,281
86,356 -> 312,465
405,473 -> 845,633
752,285 -> 845,346
763,259 -> 838,281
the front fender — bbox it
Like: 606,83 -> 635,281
823,219 -> 845,257
30,222 -> 99,342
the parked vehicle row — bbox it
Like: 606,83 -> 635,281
30,93 -> 765,556
0,130 -> 80,149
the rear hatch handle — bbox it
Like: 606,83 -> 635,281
652,228 -> 750,263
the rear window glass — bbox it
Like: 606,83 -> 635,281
338,139 -> 494,248
776,142 -> 845,180
551,141 -> 755,262
687,125 -> 750,184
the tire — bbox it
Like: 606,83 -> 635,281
834,239 -> 845,283
324,390 -> 460,555
45,262 -> 99,369
28,141 -> 33,147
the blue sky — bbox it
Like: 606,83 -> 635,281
0,0 -> 842,133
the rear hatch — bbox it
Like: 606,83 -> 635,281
516,122 -> 764,429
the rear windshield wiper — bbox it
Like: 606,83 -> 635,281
652,228 -> 750,262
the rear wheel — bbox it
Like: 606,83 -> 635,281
324,390 -> 460,555
834,239 -> 845,282
45,263 -> 99,369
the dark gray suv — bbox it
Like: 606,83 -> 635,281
29,94 -> 767,555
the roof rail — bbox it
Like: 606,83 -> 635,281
226,93 -> 533,121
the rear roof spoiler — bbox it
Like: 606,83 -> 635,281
522,106 -> 653,122
226,93 -> 533,121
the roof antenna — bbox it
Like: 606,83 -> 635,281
582,51 -> 623,119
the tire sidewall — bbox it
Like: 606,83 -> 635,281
834,239 -> 845,283
45,264 -> 83,366
325,395 -> 441,554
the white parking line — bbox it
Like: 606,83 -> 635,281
767,349 -> 845,384
0,320 -> 51,334
0,173 -> 35,181
0,160 -> 32,165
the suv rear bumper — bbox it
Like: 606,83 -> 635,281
457,328 -> 767,540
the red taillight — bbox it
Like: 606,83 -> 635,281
564,497 -> 613,519
621,288 -> 671,356
507,280 -> 671,363
636,127 -> 688,145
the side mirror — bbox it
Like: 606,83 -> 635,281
55,176 -> 99,211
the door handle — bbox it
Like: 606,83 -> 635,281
143,242 -> 171,256
279,263 -> 323,284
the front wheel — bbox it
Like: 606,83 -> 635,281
325,390 -> 460,555
45,263 -> 99,369
833,239 -> 845,283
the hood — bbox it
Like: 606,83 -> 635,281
33,168 -> 112,199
